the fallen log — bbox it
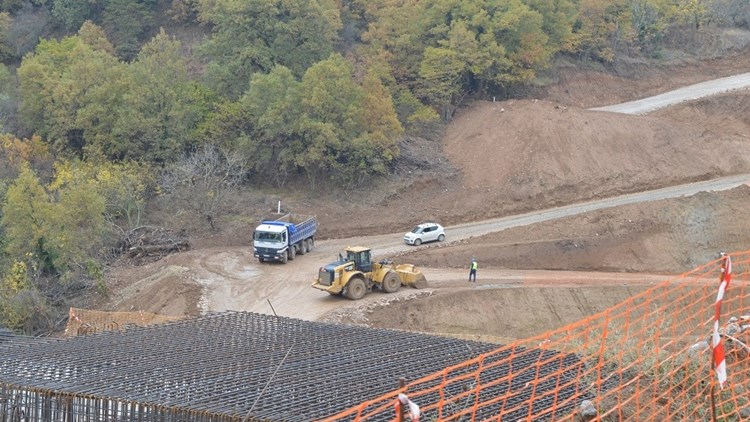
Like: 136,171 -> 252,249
128,241 -> 190,258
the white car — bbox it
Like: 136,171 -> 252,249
404,223 -> 445,246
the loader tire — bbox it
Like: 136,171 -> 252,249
345,277 -> 367,300
382,272 -> 401,293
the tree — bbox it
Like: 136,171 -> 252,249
524,0 -> 578,52
159,145 -> 247,230
353,0 -> 427,83
3,161 -> 113,278
357,0 -> 556,113
0,134 -> 53,181
0,64 -> 18,133
105,29 -> 202,163
669,0 -> 709,29
708,0 -> 750,28
17,31 -> 129,157
65,40 -> 131,161
54,170 -> 106,266
197,0 -> 342,98
0,277 -> 52,335
49,160 -> 150,236
295,54 -> 402,186
629,0 -> 668,53
51,0 -> 100,31
295,54 -> 363,185
19,27 -> 204,164
77,19 -> 115,54
573,0 -> 634,62
417,47 -> 466,120
360,67 -> 403,147
239,65 -> 302,185
1,164 -> 57,276
168,0 -> 199,22
0,12 -> 14,61
102,0 -> 154,60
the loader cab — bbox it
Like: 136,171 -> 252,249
345,246 -> 372,272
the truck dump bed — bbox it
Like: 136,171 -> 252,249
259,213 -> 317,245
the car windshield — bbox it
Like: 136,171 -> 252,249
254,231 -> 282,242
411,227 -> 424,234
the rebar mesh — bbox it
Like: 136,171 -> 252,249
323,253 -> 750,421
0,311 -> 585,421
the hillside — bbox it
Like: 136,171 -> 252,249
98,49 -> 750,342
302,51 -> 750,241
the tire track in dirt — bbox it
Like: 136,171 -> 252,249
182,172 -> 748,322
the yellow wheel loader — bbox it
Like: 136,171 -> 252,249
311,246 -> 427,300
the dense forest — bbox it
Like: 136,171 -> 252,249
0,0 -> 748,334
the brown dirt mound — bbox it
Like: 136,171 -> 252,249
444,98 -> 748,205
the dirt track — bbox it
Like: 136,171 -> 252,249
104,57 -> 750,341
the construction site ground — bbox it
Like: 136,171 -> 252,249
101,50 -> 750,343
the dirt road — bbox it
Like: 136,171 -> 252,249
179,243 -> 672,323
109,70 -> 750,327
180,173 -> 744,321
590,72 -> 750,114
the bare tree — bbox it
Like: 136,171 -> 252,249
160,145 -> 247,230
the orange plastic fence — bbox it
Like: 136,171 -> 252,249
320,252 -> 750,421
64,307 -> 182,337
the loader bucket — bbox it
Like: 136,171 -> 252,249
395,264 -> 428,289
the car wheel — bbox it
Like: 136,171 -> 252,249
382,272 -> 401,293
345,277 -> 367,300
414,238 -> 422,246
438,234 -> 445,242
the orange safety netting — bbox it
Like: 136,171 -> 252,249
320,252 -> 750,421
64,307 -> 183,337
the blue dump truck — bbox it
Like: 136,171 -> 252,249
253,213 -> 318,263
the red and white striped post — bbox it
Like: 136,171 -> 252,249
709,253 -> 732,422
712,253 -> 731,388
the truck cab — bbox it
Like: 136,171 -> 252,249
253,223 -> 290,263
253,213 -> 317,264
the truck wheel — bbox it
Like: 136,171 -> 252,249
288,246 -> 296,261
299,241 -> 307,255
307,238 -> 314,252
259,257 -> 265,263
382,272 -> 401,293
345,277 -> 367,300
281,253 -> 288,264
